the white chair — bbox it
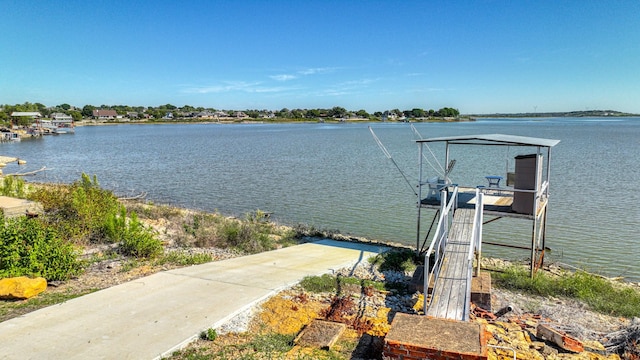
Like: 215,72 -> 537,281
426,177 -> 448,201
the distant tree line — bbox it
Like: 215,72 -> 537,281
0,101 -> 461,126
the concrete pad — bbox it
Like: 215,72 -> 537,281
0,239 -> 387,360
294,320 -> 346,349
0,196 -> 42,217
384,313 -> 488,359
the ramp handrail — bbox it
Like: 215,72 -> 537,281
423,187 -> 484,320
422,185 -> 458,312
462,188 -> 483,320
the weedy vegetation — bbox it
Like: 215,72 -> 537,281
493,265 -> 640,318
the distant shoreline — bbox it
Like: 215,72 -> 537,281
469,110 -> 639,118
74,117 -> 476,126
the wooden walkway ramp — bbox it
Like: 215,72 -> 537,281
426,208 -> 475,321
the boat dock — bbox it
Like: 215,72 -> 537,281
421,186 -> 549,220
384,133 -> 560,359
415,134 -> 560,274
384,192 -> 489,359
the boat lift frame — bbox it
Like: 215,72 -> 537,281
415,134 -> 560,277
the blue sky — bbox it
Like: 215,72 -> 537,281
2,0 -> 639,114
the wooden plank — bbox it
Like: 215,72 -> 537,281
450,282 -> 465,319
430,253 -> 452,317
448,242 -> 468,319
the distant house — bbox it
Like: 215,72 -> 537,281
381,111 -> 400,122
92,109 -> 118,120
126,112 -> 139,119
196,110 -> 215,119
50,112 -> 73,121
233,111 -> 249,119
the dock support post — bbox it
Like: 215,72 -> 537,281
530,221 -> 536,278
416,143 -> 424,255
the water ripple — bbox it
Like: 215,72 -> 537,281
5,119 -> 640,281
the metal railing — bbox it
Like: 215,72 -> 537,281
422,185 -> 458,313
463,188 -> 483,320
423,186 -> 484,320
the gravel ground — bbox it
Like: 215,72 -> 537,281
215,260 -> 632,341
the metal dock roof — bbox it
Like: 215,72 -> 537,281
415,134 -> 560,147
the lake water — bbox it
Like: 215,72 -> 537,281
3,118 -> 639,281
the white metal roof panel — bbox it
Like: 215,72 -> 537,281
10,112 -> 42,117
415,133 -> 560,147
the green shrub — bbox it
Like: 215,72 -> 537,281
29,174 -> 121,244
300,274 -> 339,293
106,208 -> 162,259
119,259 -> 141,273
369,248 -> 417,272
103,206 -> 127,243
179,332 -> 296,359
224,224 -> 273,254
200,328 -> 217,341
129,202 -> 183,220
219,220 -> 250,247
0,176 -> 27,197
0,217 -> 83,281
177,212 -> 221,248
300,274 -> 390,295
248,333 -> 294,354
104,205 -> 162,258
71,174 -> 120,239
340,276 -> 387,292
154,251 -> 212,266
183,211 -> 287,254
182,214 -> 201,237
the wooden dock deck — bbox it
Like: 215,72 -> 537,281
421,187 -> 547,220
426,208 -> 475,321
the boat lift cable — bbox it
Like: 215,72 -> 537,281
411,124 -> 444,174
419,209 -> 439,255
368,126 -> 418,197
410,124 -> 446,176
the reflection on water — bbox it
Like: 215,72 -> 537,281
3,118 -> 639,280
